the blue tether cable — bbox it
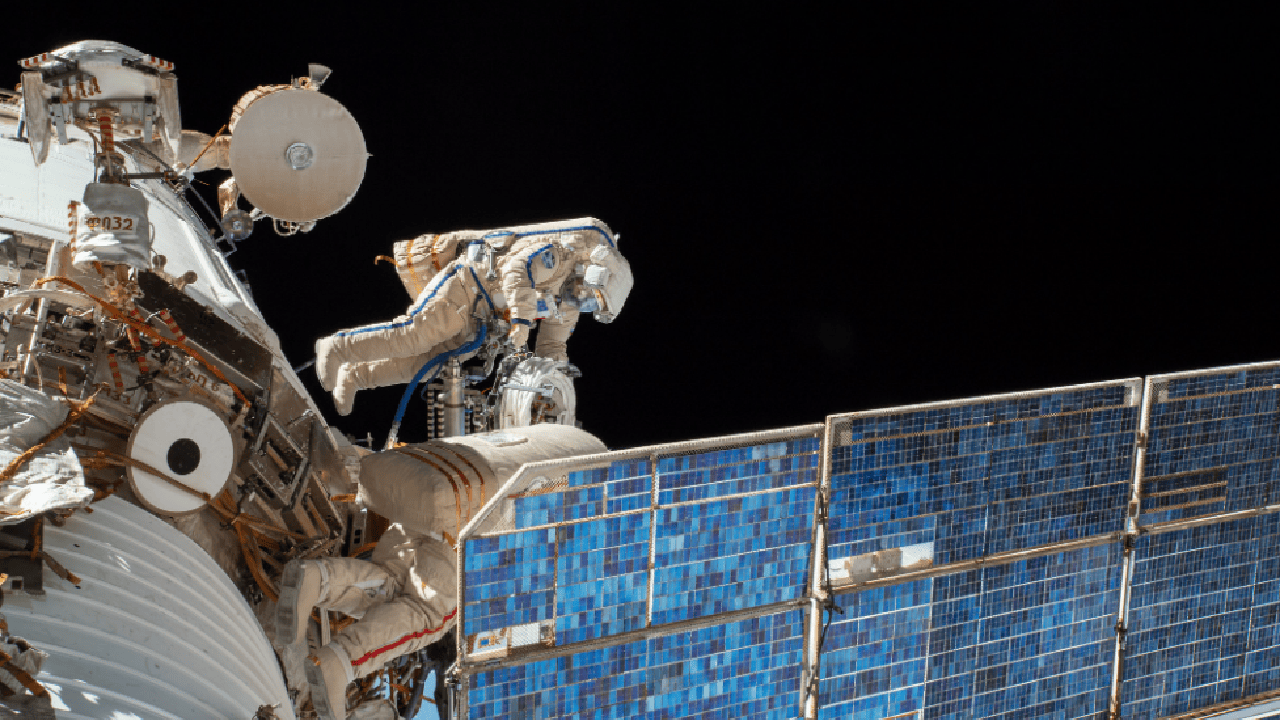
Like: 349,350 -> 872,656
385,323 -> 488,449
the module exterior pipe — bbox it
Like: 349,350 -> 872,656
442,357 -> 465,437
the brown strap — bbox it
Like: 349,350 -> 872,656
0,647 -> 49,698
415,447 -> 473,504
438,445 -> 486,505
203,489 -> 311,541
393,447 -> 462,538
29,517 -> 41,560
348,541 -> 379,557
0,550 -> 80,585
234,522 -> 278,602
187,124 -> 227,170
405,235 -> 427,296
428,234 -> 443,272
89,448 -> 212,503
407,235 -> 420,275
0,390 -> 101,483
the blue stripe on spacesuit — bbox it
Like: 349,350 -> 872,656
514,224 -> 615,248
524,244 -> 554,287
512,318 -> 532,326
339,223 -> 613,339
467,266 -> 495,314
336,264 -> 462,337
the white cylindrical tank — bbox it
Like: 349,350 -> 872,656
3,497 -> 294,719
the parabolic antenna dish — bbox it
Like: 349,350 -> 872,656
125,399 -> 235,514
228,88 -> 367,222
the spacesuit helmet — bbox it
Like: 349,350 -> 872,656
582,245 -> 633,323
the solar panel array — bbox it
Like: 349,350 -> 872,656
1120,365 -> 1280,718
458,427 -> 822,719
820,380 -> 1138,719
454,361 -> 1280,719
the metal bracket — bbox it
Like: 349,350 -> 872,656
285,418 -> 320,511
0,519 -> 45,597
501,383 -> 555,398
0,554 -> 44,597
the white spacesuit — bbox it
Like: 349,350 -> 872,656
315,219 -> 633,415
280,423 -> 608,720
279,527 -> 454,720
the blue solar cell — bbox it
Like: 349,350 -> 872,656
467,638 -> 649,719
828,384 -> 1137,572
837,385 -> 1131,444
819,543 -> 1123,720
817,579 -> 932,719
656,437 -> 820,504
467,609 -> 806,720
1121,513 -> 1280,717
651,486 -> 816,625
463,529 -> 557,636
1142,379 -> 1280,524
511,459 -> 654,530
555,513 -> 651,645
1162,366 -> 1280,400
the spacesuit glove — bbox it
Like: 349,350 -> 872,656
508,322 -> 530,349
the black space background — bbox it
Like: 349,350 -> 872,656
12,6 -> 1279,450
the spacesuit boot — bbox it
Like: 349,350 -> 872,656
331,365 -> 357,416
276,560 -> 324,645
315,335 -> 355,393
331,356 -> 436,416
307,644 -> 353,720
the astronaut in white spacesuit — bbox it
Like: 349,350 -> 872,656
314,222 -> 633,416
280,423 -> 608,720
277,526 -> 454,720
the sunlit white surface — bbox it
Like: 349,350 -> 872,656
3,497 -> 294,719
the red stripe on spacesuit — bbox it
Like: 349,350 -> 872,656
350,606 -> 458,667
